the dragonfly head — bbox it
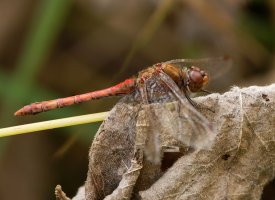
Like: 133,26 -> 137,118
187,66 -> 209,92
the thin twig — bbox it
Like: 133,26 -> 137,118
0,111 -> 108,138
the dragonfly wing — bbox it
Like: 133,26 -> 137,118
164,56 -> 233,81
158,71 -> 217,150
139,82 -> 162,164
138,72 -> 216,164
138,74 -> 186,164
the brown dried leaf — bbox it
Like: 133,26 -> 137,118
65,83 -> 274,200
140,84 -> 275,199
104,148 -> 143,200
85,94 -> 140,200
55,185 -> 71,200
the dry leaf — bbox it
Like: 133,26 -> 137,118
57,83 -> 275,200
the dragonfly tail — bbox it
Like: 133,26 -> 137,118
15,78 -> 136,116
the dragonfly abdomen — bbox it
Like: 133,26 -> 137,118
14,78 -> 136,116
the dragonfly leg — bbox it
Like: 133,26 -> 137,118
186,89 -> 216,113
201,89 -> 212,94
183,90 -> 198,108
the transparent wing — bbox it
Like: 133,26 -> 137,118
164,56 -> 233,81
139,80 -> 165,164
139,73 -> 216,164
158,71 -> 217,149
139,74 -> 184,164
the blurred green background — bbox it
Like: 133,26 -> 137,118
0,0 -> 274,199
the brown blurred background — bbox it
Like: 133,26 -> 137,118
0,0 -> 274,199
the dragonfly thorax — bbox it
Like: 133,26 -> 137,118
161,63 -> 208,93
161,63 -> 186,88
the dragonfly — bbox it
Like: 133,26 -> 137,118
15,56 -> 231,163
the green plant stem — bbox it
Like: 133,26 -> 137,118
0,112 -> 108,138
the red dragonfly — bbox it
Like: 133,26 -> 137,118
15,56 -> 231,162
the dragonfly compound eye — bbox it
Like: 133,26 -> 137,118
188,67 -> 205,92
